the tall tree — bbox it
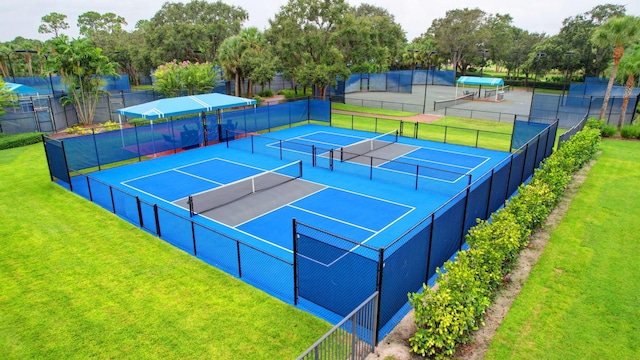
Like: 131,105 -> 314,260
78,11 -> 128,50
485,14 -> 514,72
143,0 -> 248,66
615,45 -> 640,125
591,15 -> 640,124
558,4 -> 626,79
267,0 -> 350,98
427,8 -> 489,75
45,35 -> 117,125
335,4 -> 406,73
38,12 -> 69,38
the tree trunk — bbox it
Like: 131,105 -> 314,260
600,44 -> 624,121
234,72 -> 240,96
246,79 -> 252,98
619,73 -> 634,128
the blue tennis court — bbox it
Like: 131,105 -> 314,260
66,123 -> 512,329
81,124 -> 509,258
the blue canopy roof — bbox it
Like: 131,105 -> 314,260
456,76 -> 505,86
4,82 -> 40,95
117,93 -> 257,120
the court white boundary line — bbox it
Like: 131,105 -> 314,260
420,146 -> 491,161
401,155 -> 475,171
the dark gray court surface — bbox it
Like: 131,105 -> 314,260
342,143 -> 418,166
345,85 -> 534,118
174,179 -> 325,227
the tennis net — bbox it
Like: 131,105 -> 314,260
433,92 -> 474,111
188,160 -> 302,216
340,130 -> 399,162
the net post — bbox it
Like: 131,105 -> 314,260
292,218 -> 299,306
279,140 -> 283,160
340,147 -> 344,162
415,164 -> 419,190
329,149 -> 334,171
312,145 -> 316,167
188,195 -> 195,217
369,156 -> 373,180
298,160 -> 303,178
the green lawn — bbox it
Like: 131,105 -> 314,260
0,145 -> 330,359
330,112 -> 515,152
485,139 -> 640,359
331,103 -> 418,117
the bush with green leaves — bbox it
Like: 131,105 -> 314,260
409,127 -> 601,359
258,89 -> 274,97
0,132 -> 47,150
601,124 -> 618,137
620,124 -> 640,139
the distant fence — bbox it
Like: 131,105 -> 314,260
296,292 -> 379,360
332,113 -> 513,153
0,89 -> 326,135
558,114 -> 588,148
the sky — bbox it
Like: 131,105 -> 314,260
1,0 -> 639,43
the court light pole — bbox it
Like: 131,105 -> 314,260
532,52 -> 546,95
422,51 -> 437,113
408,49 -> 418,87
561,51 -> 576,101
477,49 -> 489,95
529,52 -> 546,119
14,49 -> 41,90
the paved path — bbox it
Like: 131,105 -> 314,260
331,109 -> 443,123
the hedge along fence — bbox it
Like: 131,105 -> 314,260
408,125 -> 602,359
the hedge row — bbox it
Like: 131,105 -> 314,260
0,132 -> 47,150
408,126 -> 602,359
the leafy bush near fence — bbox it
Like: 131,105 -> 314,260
620,124 -> 640,139
408,127 -> 601,359
0,132 -> 46,150
585,117 -> 618,137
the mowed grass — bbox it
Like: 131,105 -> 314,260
330,111 -> 515,152
485,139 -> 640,359
332,103 -> 418,117
0,145 -> 330,359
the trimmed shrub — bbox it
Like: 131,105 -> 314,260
0,132 -> 47,150
409,126 -> 601,359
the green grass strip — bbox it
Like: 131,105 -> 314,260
485,139 -> 640,359
332,103 -> 418,117
0,144 -> 330,359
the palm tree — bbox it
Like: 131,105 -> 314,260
217,36 -> 243,96
591,15 -> 640,126
238,27 -> 266,98
616,45 -> 640,125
